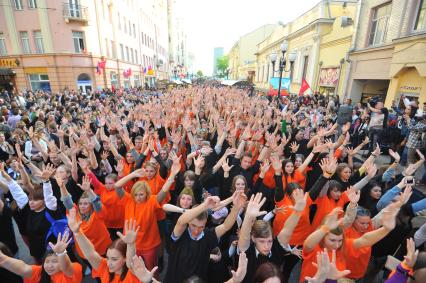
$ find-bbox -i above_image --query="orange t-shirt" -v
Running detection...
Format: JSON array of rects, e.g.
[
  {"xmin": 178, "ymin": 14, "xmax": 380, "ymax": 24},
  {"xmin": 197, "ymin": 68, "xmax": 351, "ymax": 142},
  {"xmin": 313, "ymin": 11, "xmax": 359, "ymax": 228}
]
[
  {"xmin": 92, "ymin": 258, "xmax": 140, "ymax": 283},
  {"xmin": 273, "ymin": 194, "xmax": 313, "ymax": 245},
  {"xmin": 344, "ymin": 224, "xmax": 374, "ymax": 279},
  {"xmin": 123, "ymin": 193, "xmax": 162, "ymax": 251},
  {"xmin": 70, "ymin": 205, "xmax": 112, "ymax": 259},
  {"xmin": 253, "ymin": 168, "xmax": 306, "ymax": 190},
  {"xmin": 311, "ymin": 192, "xmax": 349, "ymax": 229},
  {"xmin": 122, "ymin": 161, "xmax": 135, "ymax": 193},
  {"xmin": 88, "ymin": 172, "xmax": 126, "ymax": 229},
  {"xmin": 139, "ymin": 175, "xmax": 169, "ymax": 221},
  {"xmin": 300, "ymin": 239, "xmax": 355, "ymax": 283},
  {"xmin": 25, "ymin": 263, "xmax": 82, "ymax": 283}
]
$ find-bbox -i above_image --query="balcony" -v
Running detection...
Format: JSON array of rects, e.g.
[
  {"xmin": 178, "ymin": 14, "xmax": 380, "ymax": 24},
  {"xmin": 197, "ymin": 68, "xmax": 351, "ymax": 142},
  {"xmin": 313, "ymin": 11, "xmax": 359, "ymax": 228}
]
[{"xmin": 63, "ymin": 3, "xmax": 88, "ymax": 23}]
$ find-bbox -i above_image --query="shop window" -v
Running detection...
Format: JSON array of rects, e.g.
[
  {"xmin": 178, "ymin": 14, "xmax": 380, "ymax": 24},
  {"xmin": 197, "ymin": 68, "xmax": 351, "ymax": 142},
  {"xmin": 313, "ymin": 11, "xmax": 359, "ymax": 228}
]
[
  {"xmin": 302, "ymin": 55, "xmax": 309, "ymax": 79},
  {"xmin": 33, "ymin": 31, "xmax": 44, "ymax": 54},
  {"xmin": 20, "ymin": 31, "xmax": 31, "ymax": 54},
  {"xmin": 14, "ymin": 0, "xmax": 23, "ymax": 10},
  {"xmin": 28, "ymin": 73, "xmax": 51, "ymax": 91},
  {"xmin": 134, "ymin": 75, "xmax": 140, "ymax": 87},
  {"xmin": 414, "ymin": 0, "xmax": 426, "ymax": 31},
  {"xmin": 123, "ymin": 78, "xmax": 130, "ymax": 89},
  {"xmin": 28, "ymin": 0, "xmax": 37, "ymax": 9},
  {"xmin": 0, "ymin": 33, "xmax": 7, "ymax": 55},
  {"xmin": 72, "ymin": 31, "xmax": 85, "ymax": 53},
  {"xmin": 110, "ymin": 72, "xmax": 118, "ymax": 87},
  {"xmin": 368, "ymin": 3, "xmax": 391, "ymax": 46}
]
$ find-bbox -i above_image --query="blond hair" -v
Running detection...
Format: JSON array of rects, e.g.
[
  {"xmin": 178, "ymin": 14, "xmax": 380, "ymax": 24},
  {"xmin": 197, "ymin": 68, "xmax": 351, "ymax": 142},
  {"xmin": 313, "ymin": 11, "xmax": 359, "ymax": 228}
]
[{"xmin": 131, "ymin": 181, "xmax": 151, "ymax": 200}]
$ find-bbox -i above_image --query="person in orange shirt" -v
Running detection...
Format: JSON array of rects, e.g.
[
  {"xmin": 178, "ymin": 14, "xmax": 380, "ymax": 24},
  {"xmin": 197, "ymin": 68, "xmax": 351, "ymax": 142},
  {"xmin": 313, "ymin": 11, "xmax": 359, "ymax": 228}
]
[
  {"xmin": 113, "ymin": 157, "xmax": 181, "ymax": 272},
  {"xmin": 57, "ymin": 175, "xmax": 112, "ymax": 260},
  {"xmin": 300, "ymin": 205, "xmax": 398, "ymax": 283},
  {"xmin": 87, "ymin": 171, "xmax": 126, "ymax": 240},
  {"xmin": 67, "ymin": 208, "xmax": 146, "ymax": 283},
  {"xmin": 0, "ymin": 231, "xmax": 82, "ymax": 283}
]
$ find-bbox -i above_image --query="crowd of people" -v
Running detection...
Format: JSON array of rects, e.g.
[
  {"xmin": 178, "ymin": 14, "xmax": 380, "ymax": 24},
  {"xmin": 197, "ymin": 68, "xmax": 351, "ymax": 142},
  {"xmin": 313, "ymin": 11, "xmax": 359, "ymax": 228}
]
[{"xmin": 0, "ymin": 85, "xmax": 424, "ymax": 283}]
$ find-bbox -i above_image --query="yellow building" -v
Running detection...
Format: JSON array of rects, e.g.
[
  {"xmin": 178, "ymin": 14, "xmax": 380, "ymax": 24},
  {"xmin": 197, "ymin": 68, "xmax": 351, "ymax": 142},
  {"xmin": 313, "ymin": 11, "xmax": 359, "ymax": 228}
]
[
  {"xmin": 227, "ymin": 24, "xmax": 277, "ymax": 82},
  {"xmin": 255, "ymin": 0, "xmax": 358, "ymax": 97},
  {"xmin": 346, "ymin": 0, "xmax": 426, "ymax": 106}
]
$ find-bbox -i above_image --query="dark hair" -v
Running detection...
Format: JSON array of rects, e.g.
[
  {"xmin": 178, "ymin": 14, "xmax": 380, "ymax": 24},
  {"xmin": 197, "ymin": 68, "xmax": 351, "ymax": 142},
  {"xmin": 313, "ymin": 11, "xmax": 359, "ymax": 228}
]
[
  {"xmin": 327, "ymin": 180, "xmax": 343, "ymax": 198},
  {"xmin": 254, "ymin": 262, "xmax": 282, "ymax": 282},
  {"xmin": 284, "ymin": 182, "xmax": 302, "ymax": 198},
  {"xmin": 40, "ymin": 249, "xmax": 56, "ymax": 283},
  {"xmin": 108, "ymin": 239, "xmax": 128, "ymax": 282}
]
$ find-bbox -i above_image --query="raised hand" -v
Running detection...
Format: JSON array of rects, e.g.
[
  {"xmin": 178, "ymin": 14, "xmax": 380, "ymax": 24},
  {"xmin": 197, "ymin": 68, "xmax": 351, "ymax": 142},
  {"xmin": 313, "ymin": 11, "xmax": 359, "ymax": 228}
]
[
  {"xmin": 117, "ymin": 219, "xmax": 140, "ymax": 244},
  {"xmin": 324, "ymin": 208, "xmax": 343, "ymax": 231},
  {"xmin": 221, "ymin": 158, "xmax": 234, "ymax": 173},
  {"xmin": 366, "ymin": 163, "xmax": 378, "ymax": 179},
  {"xmin": 319, "ymin": 157, "xmax": 337, "ymax": 177},
  {"xmin": 245, "ymin": 193, "xmax": 267, "ymax": 218},
  {"xmin": 290, "ymin": 142, "xmax": 299, "ymax": 153},
  {"xmin": 194, "ymin": 155, "xmax": 205, "ymax": 169},
  {"xmin": 388, "ymin": 149, "xmax": 400, "ymax": 163},
  {"xmin": 403, "ymin": 238, "xmax": 419, "ymax": 269},
  {"xmin": 66, "ymin": 207, "xmax": 82, "ymax": 234},
  {"xmin": 35, "ymin": 163, "xmax": 56, "ymax": 181},
  {"xmin": 170, "ymin": 155, "xmax": 182, "ymax": 176},
  {"xmin": 132, "ymin": 168, "xmax": 146, "ymax": 178},
  {"xmin": 380, "ymin": 204, "xmax": 398, "ymax": 231},
  {"xmin": 372, "ymin": 143, "xmax": 382, "ymax": 157},
  {"xmin": 327, "ymin": 249, "xmax": 351, "ymax": 280},
  {"xmin": 232, "ymin": 190, "xmax": 248, "ymax": 209},
  {"xmin": 346, "ymin": 186, "xmax": 360, "ymax": 204},
  {"xmin": 416, "ymin": 149, "xmax": 425, "ymax": 161},
  {"xmin": 231, "ymin": 252, "xmax": 248, "ymax": 283},
  {"xmin": 290, "ymin": 189, "xmax": 308, "ymax": 212},
  {"xmin": 260, "ymin": 159, "xmax": 271, "ymax": 175},
  {"xmin": 305, "ymin": 250, "xmax": 329, "ymax": 283},
  {"xmin": 203, "ymin": 196, "xmax": 221, "ymax": 210},
  {"xmin": 114, "ymin": 160, "xmax": 124, "ymax": 175},
  {"xmin": 130, "ymin": 255, "xmax": 158, "ymax": 283},
  {"xmin": 77, "ymin": 176, "xmax": 91, "ymax": 192},
  {"xmin": 270, "ymin": 155, "xmax": 282, "ymax": 173},
  {"xmin": 100, "ymin": 151, "xmax": 110, "ymax": 160},
  {"xmin": 48, "ymin": 231, "xmax": 72, "ymax": 254}
]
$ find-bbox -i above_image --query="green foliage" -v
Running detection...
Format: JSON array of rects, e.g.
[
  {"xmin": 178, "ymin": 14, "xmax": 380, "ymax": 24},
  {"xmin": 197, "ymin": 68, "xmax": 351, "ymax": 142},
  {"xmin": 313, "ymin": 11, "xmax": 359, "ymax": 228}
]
[
  {"xmin": 216, "ymin": 55, "xmax": 229, "ymax": 77},
  {"xmin": 196, "ymin": 70, "xmax": 203, "ymax": 77}
]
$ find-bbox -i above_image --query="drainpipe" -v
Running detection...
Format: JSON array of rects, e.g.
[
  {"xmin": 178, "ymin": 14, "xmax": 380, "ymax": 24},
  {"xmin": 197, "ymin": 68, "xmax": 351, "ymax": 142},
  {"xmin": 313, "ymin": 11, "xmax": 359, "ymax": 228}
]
[{"xmin": 342, "ymin": 0, "xmax": 363, "ymax": 101}]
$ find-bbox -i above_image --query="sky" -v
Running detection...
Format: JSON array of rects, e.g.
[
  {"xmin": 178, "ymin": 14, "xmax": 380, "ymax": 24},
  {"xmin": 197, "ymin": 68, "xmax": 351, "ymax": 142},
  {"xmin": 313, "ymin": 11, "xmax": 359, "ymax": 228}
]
[{"xmin": 176, "ymin": 0, "xmax": 321, "ymax": 76}]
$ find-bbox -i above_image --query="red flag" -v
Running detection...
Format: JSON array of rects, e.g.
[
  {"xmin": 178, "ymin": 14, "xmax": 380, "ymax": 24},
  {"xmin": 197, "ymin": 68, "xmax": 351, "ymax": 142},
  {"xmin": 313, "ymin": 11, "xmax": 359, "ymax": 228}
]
[{"xmin": 299, "ymin": 78, "xmax": 310, "ymax": 96}]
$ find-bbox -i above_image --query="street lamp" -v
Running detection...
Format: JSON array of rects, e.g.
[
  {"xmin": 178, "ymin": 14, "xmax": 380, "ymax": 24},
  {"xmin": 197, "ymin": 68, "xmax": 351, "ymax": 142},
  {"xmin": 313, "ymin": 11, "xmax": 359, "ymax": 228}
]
[{"xmin": 270, "ymin": 40, "xmax": 296, "ymax": 97}]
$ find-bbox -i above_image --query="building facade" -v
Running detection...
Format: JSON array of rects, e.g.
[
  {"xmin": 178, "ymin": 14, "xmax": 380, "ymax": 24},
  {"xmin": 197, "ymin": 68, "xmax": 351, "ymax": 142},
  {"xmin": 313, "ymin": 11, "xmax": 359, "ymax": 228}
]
[
  {"xmin": 255, "ymin": 0, "xmax": 358, "ymax": 97},
  {"xmin": 346, "ymin": 0, "xmax": 426, "ymax": 106},
  {"xmin": 0, "ymin": 0, "xmax": 169, "ymax": 93},
  {"xmin": 228, "ymin": 24, "xmax": 277, "ymax": 82}
]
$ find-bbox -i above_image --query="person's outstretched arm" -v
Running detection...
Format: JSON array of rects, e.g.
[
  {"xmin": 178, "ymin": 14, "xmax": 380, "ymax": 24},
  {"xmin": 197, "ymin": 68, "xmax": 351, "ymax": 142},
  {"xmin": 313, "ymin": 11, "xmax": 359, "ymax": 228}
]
[{"xmin": 0, "ymin": 250, "xmax": 33, "ymax": 278}]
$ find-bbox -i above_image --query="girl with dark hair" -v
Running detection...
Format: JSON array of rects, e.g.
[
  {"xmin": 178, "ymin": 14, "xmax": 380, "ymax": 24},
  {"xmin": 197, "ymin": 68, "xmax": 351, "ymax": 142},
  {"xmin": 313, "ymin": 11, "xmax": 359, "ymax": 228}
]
[
  {"xmin": 0, "ymin": 232, "xmax": 82, "ymax": 282},
  {"xmin": 253, "ymin": 262, "xmax": 282, "ymax": 283},
  {"xmin": 67, "ymin": 207, "xmax": 144, "ymax": 282},
  {"xmin": 359, "ymin": 181, "xmax": 382, "ymax": 216}
]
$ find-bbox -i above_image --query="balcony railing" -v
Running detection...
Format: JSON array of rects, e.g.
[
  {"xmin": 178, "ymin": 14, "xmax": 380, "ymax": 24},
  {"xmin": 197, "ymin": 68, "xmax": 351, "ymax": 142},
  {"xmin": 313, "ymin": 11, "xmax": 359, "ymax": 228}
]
[{"xmin": 63, "ymin": 3, "xmax": 88, "ymax": 22}]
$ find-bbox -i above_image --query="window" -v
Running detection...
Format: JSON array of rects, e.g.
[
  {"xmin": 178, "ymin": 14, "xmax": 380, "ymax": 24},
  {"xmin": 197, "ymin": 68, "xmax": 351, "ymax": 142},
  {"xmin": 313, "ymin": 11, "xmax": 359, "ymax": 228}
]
[
  {"xmin": 133, "ymin": 24, "xmax": 136, "ymax": 37},
  {"xmin": 125, "ymin": 46, "xmax": 129, "ymax": 61},
  {"xmin": 135, "ymin": 50, "xmax": 138, "ymax": 64},
  {"xmin": 0, "ymin": 33, "xmax": 7, "ymax": 55},
  {"xmin": 105, "ymin": 38, "xmax": 110, "ymax": 57},
  {"xmin": 120, "ymin": 44, "xmax": 124, "ymax": 60},
  {"xmin": 33, "ymin": 31, "xmax": 44, "ymax": 53},
  {"xmin": 14, "ymin": 0, "xmax": 23, "ymax": 10},
  {"xmin": 28, "ymin": 74, "xmax": 51, "ymax": 91},
  {"xmin": 144, "ymin": 34, "xmax": 147, "ymax": 45},
  {"xmin": 128, "ymin": 21, "xmax": 131, "ymax": 35},
  {"xmin": 124, "ymin": 17, "xmax": 127, "ymax": 33},
  {"xmin": 28, "ymin": 0, "xmax": 37, "ymax": 9},
  {"xmin": 414, "ymin": 0, "xmax": 426, "ymax": 31},
  {"xmin": 20, "ymin": 31, "xmax": 31, "ymax": 54},
  {"xmin": 72, "ymin": 31, "xmax": 85, "ymax": 53},
  {"xmin": 110, "ymin": 72, "xmax": 118, "ymax": 87},
  {"xmin": 118, "ymin": 13, "xmax": 121, "ymax": 29},
  {"xmin": 130, "ymin": 48, "xmax": 134, "ymax": 63},
  {"xmin": 368, "ymin": 3, "xmax": 391, "ymax": 46},
  {"xmin": 302, "ymin": 55, "xmax": 309, "ymax": 79},
  {"xmin": 111, "ymin": 40, "xmax": 116, "ymax": 58},
  {"xmin": 133, "ymin": 74, "xmax": 140, "ymax": 87}
]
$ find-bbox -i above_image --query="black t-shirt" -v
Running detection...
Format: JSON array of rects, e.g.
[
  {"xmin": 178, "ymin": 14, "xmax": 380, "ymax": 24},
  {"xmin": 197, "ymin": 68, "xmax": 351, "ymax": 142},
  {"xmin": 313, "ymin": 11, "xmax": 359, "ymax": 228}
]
[
  {"xmin": 0, "ymin": 206, "xmax": 18, "ymax": 255},
  {"xmin": 164, "ymin": 228, "xmax": 219, "ymax": 283},
  {"xmin": 237, "ymin": 239, "xmax": 289, "ymax": 283}
]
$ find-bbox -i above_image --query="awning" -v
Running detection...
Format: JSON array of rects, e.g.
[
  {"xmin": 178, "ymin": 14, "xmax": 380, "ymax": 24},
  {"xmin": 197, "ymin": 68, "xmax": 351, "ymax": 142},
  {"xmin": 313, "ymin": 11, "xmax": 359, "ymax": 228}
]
[
  {"xmin": 0, "ymin": 68, "xmax": 15, "ymax": 76},
  {"xmin": 172, "ymin": 79, "xmax": 183, "ymax": 85},
  {"xmin": 221, "ymin": 79, "xmax": 240, "ymax": 86},
  {"xmin": 182, "ymin": 79, "xmax": 192, "ymax": 84}
]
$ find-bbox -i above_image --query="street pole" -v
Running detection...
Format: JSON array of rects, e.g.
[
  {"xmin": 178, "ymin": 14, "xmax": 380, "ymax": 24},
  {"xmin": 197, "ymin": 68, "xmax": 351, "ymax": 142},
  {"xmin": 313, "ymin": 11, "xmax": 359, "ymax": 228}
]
[{"xmin": 277, "ymin": 65, "xmax": 283, "ymax": 98}]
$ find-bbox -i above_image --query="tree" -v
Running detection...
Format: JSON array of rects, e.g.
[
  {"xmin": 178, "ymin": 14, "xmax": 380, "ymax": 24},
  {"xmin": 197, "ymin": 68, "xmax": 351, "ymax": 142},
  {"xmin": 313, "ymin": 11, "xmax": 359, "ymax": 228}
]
[
  {"xmin": 196, "ymin": 70, "xmax": 203, "ymax": 77},
  {"xmin": 216, "ymin": 55, "xmax": 229, "ymax": 78}
]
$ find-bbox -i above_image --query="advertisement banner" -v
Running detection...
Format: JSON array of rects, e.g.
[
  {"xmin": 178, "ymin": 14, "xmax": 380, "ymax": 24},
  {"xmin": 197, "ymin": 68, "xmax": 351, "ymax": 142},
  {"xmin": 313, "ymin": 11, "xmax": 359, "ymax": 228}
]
[{"xmin": 319, "ymin": 67, "xmax": 340, "ymax": 87}]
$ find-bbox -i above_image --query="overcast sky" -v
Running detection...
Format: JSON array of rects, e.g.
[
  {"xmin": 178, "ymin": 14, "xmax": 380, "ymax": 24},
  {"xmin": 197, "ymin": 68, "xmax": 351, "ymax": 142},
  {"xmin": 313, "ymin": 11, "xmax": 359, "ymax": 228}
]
[{"xmin": 177, "ymin": 0, "xmax": 321, "ymax": 75}]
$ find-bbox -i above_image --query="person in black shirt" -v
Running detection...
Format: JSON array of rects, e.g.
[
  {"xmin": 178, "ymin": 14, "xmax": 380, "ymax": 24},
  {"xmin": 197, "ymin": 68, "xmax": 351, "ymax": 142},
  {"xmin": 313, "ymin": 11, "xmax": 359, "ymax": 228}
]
[
  {"xmin": 164, "ymin": 192, "xmax": 246, "ymax": 283},
  {"xmin": 237, "ymin": 191, "xmax": 307, "ymax": 283}
]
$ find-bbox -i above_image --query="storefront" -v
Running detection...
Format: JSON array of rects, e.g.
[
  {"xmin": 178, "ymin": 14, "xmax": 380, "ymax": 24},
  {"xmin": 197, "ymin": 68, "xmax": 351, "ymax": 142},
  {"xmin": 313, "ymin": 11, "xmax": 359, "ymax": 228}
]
[
  {"xmin": 318, "ymin": 66, "xmax": 340, "ymax": 96},
  {"xmin": 389, "ymin": 67, "xmax": 425, "ymax": 108},
  {"xmin": 0, "ymin": 58, "xmax": 18, "ymax": 92}
]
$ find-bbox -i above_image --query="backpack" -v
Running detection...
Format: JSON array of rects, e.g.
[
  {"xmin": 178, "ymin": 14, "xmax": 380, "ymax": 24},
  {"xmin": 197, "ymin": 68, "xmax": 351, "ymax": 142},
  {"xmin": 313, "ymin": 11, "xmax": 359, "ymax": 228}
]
[{"xmin": 45, "ymin": 211, "xmax": 74, "ymax": 246}]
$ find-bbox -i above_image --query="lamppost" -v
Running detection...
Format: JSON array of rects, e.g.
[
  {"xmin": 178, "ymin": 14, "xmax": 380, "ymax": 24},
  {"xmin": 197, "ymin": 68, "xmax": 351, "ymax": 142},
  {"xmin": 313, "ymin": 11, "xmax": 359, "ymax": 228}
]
[
  {"xmin": 270, "ymin": 40, "xmax": 296, "ymax": 97},
  {"xmin": 173, "ymin": 67, "xmax": 177, "ymax": 79},
  {"xmin": 226, "ymin": 68, "xmax": 230, "ymax": 79}
]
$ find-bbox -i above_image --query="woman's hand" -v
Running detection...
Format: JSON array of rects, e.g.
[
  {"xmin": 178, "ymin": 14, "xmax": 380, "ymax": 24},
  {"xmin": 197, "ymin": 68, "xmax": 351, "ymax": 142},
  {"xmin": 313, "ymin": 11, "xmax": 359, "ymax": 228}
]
[
  {"xmin": 245, "ymin": 193, "xmax": 267, "ymax": 218},
  {"xmin": 403, "ymin": 238, "xmax": 419, "ymax": 269},
  {"xmin": 130, "ymin": 255, "xmax": 158, "ymax": 283},
  {"xmin": 77, "ymin": 176, "xmax": 91, "ymax": 192},
  {"xmin": 221, "ymin": 158, "xmax": 234, "ymax": 173},
  {"xmin": 66, "ymin": 207, "xmax": 82, "ymax": 234},
  {"xmin": 48, "ymin": 231, "xmax": 72, "ymax": 254},
  {"xmin": 117, "ymin": 219, "xmax": 140, "ymax": 245},
  {"xmin": 35, "ymin": 163, "xmax": 56, "ymax": 182}
]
